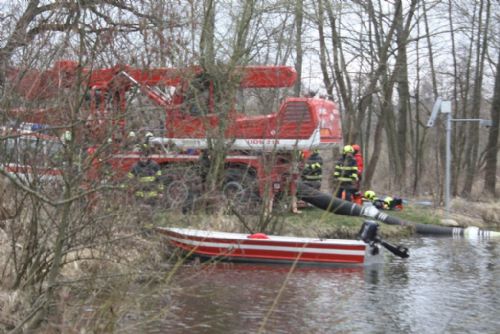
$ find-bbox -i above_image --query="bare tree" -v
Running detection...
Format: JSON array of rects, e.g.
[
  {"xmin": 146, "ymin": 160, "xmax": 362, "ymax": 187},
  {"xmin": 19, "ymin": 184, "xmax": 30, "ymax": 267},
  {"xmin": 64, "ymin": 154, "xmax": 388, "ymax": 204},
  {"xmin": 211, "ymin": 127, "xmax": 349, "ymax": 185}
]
[
  {"xmin": 0, "ymin": 2, "xmax": 181, "ymax": 331},
  {"xmin": 462, "ymin": 0, "xmax": 491, "ymax": 196},
  {"xmin": 483, "ymin": 50, "xmax": 500, "ymax": 196},
  {"xmin": 294, "ymin": 0, "xmax": 304, "ymax": 96}
]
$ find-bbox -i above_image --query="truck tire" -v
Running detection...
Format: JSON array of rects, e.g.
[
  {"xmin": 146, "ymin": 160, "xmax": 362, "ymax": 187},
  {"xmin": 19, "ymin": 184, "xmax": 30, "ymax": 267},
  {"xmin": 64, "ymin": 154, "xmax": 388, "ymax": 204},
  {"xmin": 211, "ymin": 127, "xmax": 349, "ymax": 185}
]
[
  {"xmin": 165, "ymin": 180, "xmax": 190, "ymax": 205},
  {"xmin": 223, "ymin": 168, "xmax": 260, "ymax": 213},
  {"xmin": 161, "ymin": 164, "xmax": 198, "ymax": 209}
]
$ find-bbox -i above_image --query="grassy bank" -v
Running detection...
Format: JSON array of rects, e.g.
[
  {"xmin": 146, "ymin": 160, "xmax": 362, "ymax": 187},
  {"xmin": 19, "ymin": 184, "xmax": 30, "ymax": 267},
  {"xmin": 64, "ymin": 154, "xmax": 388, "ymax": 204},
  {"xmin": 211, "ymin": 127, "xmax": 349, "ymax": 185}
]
[
  {"xmin": 156, "ymin": 203, "xmax": 448, "ymax": 239},
  {"xmin": 276, "ymin": 205, "xmax": 440, "ymax": 239},
  {"xmin": 156, "ymin": 197, "xmax": 500, "ymax": 239}
]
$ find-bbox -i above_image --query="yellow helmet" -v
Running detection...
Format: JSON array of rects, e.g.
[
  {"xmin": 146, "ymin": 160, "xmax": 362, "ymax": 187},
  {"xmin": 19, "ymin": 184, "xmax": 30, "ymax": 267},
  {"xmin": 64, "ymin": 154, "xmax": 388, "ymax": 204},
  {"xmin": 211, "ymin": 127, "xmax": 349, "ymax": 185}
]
[
  {"xmin": 343, "ymin": 145, "xmax": 354, "ymax": 154},
  {"xmin": 139, "ymin": 143, "xmax": 151, "ymax": 156},
  {"xmin": 364, "ymin": 190, "xmax": 376, "ymax": 200},
  {"xmin": 384, "ymin": 196, "xmax": 393, "ymax": 205}
]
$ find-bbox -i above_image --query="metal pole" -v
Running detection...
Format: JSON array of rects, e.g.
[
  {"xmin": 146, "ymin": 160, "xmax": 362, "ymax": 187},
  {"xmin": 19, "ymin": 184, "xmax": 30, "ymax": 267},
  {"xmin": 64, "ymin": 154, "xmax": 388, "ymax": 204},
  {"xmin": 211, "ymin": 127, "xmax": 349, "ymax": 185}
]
[
  {"xmin": 426, "ymin": 99, "xmax": 491, "ymax": 217},
  {"xmin": 445, "ymin": 111, "xmax": 452, "ymax": 216}
]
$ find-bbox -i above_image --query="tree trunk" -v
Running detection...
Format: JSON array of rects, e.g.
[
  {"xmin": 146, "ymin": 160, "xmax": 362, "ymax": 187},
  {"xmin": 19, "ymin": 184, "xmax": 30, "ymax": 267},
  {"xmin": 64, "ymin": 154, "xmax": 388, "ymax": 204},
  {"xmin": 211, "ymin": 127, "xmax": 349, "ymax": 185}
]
[
  {"xmin": 483, "ymin": 51, "xmax": 500, "ymax": 196},
  {"xmin": 462, "ymin": 0, "xmax": 490, "ymax": 196},
  {"xmin": 395, "ymin": 2, "xmax": 410, "ymax": 188},
  {"xmin": 324, "ymin": 2, "xmax": 355, "ymax": 142},
  {"xmin": 0, "ymin": 1, "xmax": 40, "ymax": 86},
  {"xmin": 364, "ymin": 117, "xmax": 384, "ymax": 189},
  {"xmin": 199, "ymin": 0, "xmax": 215, "ymax": 69},
  {"xmin": 315, "ymin": 0, "xmax": 333, "ymax": 99},
  {"xmin": 447, "ymin": 0, "xmax": 462, "ymax": 198},
  {"xmin": 294, "ymin": 0, "xmax": 303, "ymax": 97}
]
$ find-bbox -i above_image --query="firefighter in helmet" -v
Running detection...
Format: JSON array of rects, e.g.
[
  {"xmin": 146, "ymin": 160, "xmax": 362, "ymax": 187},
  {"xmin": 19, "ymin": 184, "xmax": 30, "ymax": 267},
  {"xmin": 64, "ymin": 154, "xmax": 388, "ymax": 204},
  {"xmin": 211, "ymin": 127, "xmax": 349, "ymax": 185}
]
[
  {"xmin": 379, "ymin": 196, "xmax": 402, "ymax": 210},
  {"xmin": 60, "ymin": 130, "xmax": 72, "ymax": 145},
  {"xmin": 383, "ymin": 196, "xmax": 404, "ymax": 210},
  {"xmin": 301, "ymin": 148, "xmax": 323, "ymax": 190},
  {"xmin": 352, "ymin": 144, "xmax": 363, "ymax": 191},
  {"xmin": 123, "ymin": 131, "xmax": 139, "ymax": 151},
  {"xmin": 333, "ymin": 145, "xmax": 359, "ymax": 201},
  {"xmin": 143, "ymin": 131, "xmax": 160, "ymax": 154},
  {"xmin": 363, "ymin": 190, "xmax": 383, "ymax": 209},
  {"xmin": 363, "ymin": 190, "xmax": 402, "ymax": 210},
  {"xmin": 144, "ymin": 131, "xmax": 154, "ymax": 143},
  {"xmin": 127, "ymin": 144, "xmax": 164, "ymax": 206},
  {"xmin": 364, "ymin": 190, "xmax": 377, "ymax": 201},
  {"xmin": 351, "ymin": 144, "xmax": 363, "ymax": 176}
]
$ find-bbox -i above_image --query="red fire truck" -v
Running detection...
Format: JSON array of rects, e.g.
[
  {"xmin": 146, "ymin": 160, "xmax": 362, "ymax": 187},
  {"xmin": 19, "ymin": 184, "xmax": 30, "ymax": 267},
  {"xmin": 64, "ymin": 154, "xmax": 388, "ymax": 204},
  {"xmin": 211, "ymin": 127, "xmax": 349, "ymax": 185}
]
[{"xmin": 8, "ymin": 61, "xmax": 342, "ymax": 208}]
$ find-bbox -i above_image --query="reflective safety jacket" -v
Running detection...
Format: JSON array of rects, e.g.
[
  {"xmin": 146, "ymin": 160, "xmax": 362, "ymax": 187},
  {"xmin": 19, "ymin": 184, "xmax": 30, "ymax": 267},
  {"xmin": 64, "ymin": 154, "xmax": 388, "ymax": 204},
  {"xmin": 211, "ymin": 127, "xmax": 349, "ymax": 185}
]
[
  {"xmin": 128, "ymin": 160, "xmax": 164, "ymax": 199},
  {"xmin": 302, "ymin": 152, "xmax": 323, "ymax": 181},
  {"xmin": 333, "ymin": 155, "xmax": 358, "ymax": 185}
]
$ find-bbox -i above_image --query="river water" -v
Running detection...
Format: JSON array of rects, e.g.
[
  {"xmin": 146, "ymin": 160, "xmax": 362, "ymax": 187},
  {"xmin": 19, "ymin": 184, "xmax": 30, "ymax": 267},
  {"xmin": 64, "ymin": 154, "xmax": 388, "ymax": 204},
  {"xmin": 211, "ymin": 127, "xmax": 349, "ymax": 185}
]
[{"xmin": 147, "ymin": 237, "xmax": 499, "ymax": 333}]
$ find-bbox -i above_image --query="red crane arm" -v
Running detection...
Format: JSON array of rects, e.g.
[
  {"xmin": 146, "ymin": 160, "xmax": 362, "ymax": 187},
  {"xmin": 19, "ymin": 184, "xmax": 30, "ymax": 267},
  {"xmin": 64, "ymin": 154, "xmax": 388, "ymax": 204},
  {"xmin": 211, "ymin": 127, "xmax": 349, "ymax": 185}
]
[
  {"xmin": 237, "ymin": 66, "xmax": 297, "ymax": 88},
  {"xmin": 7, "ymin": 60, "xmax": 297, "ymax": 100},
  {"xmin": 89, "ymin": 65, "xmax": 297, "ymax": 89},
  {"xmin": 87, "ymin": 66, "xmax": 188, "ymax": 89}
]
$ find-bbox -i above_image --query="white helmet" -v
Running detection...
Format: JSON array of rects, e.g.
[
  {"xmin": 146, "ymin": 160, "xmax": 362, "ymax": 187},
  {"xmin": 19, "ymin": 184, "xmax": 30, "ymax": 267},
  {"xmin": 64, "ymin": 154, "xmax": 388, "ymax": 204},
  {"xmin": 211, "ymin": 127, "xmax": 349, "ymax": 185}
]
[
  {"xmin": 61, "ymin": 130, "xmax": 72, "ymax": 143},
  {"xmin": 128, "ymin": 131, "xmax": 136, "ymax": 138}
]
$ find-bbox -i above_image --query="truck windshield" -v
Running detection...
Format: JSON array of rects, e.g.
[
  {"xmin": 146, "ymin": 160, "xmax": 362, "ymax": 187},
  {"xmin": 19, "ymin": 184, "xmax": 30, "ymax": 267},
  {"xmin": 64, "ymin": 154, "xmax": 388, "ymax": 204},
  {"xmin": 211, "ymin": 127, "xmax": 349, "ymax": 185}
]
[{"xmin": 0, "ymin": 135, "xmax": 63, "ymax": 169}]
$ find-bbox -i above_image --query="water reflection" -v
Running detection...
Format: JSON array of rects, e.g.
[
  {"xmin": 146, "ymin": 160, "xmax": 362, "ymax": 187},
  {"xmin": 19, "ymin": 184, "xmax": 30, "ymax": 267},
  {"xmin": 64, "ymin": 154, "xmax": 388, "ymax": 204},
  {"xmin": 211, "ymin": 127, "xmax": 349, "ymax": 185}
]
[{"xmin": 145, "ymin": 238, "xmax": 500, "ymax": 333}]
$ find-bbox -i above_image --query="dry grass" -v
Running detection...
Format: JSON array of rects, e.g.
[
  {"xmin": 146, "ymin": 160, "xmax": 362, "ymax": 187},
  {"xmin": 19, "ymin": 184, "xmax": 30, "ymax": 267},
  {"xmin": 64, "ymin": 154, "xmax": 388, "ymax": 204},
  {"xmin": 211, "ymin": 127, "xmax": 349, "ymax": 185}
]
[
  {"xmin": 450, "ymin": 197, "xmax": 500, "ymax": 229},
  {"xmin": 0, "ymin": 203, "xmax": 172, "ymax": 332},
  {"xmin": 0, "ymin": 228, "xmax": 17, "ymax": 331}
]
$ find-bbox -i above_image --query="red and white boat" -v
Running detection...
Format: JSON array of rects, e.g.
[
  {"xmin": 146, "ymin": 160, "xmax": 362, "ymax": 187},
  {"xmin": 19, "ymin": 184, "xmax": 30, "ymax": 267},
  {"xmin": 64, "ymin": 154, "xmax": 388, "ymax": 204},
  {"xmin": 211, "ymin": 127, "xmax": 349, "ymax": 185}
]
[{"xmin": 155, "ymin": 227, "xmax": 385, "ymax": 266}]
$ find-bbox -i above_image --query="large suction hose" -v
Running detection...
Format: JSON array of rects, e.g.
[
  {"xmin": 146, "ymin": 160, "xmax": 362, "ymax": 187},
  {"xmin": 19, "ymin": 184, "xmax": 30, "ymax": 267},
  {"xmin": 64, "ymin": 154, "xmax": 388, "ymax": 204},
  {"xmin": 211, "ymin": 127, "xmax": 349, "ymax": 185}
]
[{"xmin": 297, "ymin": 182, "xmax": 500, "ymax": 239}]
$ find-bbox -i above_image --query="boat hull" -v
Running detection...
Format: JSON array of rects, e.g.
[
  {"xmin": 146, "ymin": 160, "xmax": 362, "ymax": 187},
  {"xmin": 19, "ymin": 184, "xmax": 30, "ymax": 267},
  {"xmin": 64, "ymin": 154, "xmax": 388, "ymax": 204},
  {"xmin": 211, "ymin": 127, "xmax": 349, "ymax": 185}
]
[{"xmin": 155, "ymin": 227, "xmax": 382, "ymax": 266}]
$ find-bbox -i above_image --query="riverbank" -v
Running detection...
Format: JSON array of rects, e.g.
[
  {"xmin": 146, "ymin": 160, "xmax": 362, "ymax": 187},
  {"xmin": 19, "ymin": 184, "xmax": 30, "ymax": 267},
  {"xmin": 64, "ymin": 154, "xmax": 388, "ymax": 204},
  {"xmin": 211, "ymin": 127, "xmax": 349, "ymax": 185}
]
[{"xmin": 1, "ymin": 197, "xmax": 498, "ymax": 332}]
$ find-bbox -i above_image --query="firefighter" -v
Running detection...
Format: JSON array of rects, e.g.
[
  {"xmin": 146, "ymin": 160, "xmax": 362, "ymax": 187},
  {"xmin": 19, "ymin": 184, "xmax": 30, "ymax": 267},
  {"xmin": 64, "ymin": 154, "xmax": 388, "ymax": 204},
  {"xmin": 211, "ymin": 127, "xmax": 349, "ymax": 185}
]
[
  {"xmin": 55, "ymin": 130, "xmax": 73, "ymax": 166},
  {"xmin": 301, "ymin": 148, "xmax": 323, "ymax": 190},
  {"xmin": 60, "ymin": 130, "xmax": 72, "ymax": 145},
  {"xmin": 144, "ymin": 131, "xmax": 153, "ymax": 144},
  {"xmin": 352, "ymin": 144, "xmax": 363, "ymax": 176},
  {"xmin": 363, "ymin": 190, "xmax": 403, "ymax": 210},
  {"xmin": 363, "ymin": 190, "xmax": 384, "ymax": 209},
  {"xmin": 333, "ymin": 145, "xmax": 359, "ymax": 202},
  {"xmin": 144, "ymin": 131, "xmax": 163, "ymax": 154},
  {"xmin": 124, "ymin": 131, "xmax": 137, "ymax": 151},
  {"xmin": 382, "ymin": 196, "xmax": 403, "ymax": 210},
  {"xmin": 352, "ymin": 144, "xmax": 363, "ymax": 192},
  {"xmin": 384, "ymin": 196, "xmax": 394, "ymax": 210},
  {"xmin": 363, "ymin": 190, "xmax": 377, "ymax": 201},
  {"xmin": 127, "ymin": 145, "xmax": 164, "ymax": 207}
]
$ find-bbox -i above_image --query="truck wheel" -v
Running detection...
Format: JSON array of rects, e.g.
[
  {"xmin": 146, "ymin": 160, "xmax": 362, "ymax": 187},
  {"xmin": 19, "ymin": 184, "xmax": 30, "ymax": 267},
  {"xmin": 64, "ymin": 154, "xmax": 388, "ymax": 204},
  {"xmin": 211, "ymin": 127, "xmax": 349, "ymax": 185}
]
[
  {"xmin": 223, "ymin": 168, "xmax": 259, "ymax": 213},
  {"xmin": 166, "ymin": 180, "xmax": 190, "ymax": 205},
  {"xmin": 222, "ymin": 180, "xmax": 244, "ymax": 197},
  {"xmin": 161, "ymin": 164, "xmax": 197, "ymax": 209}
]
